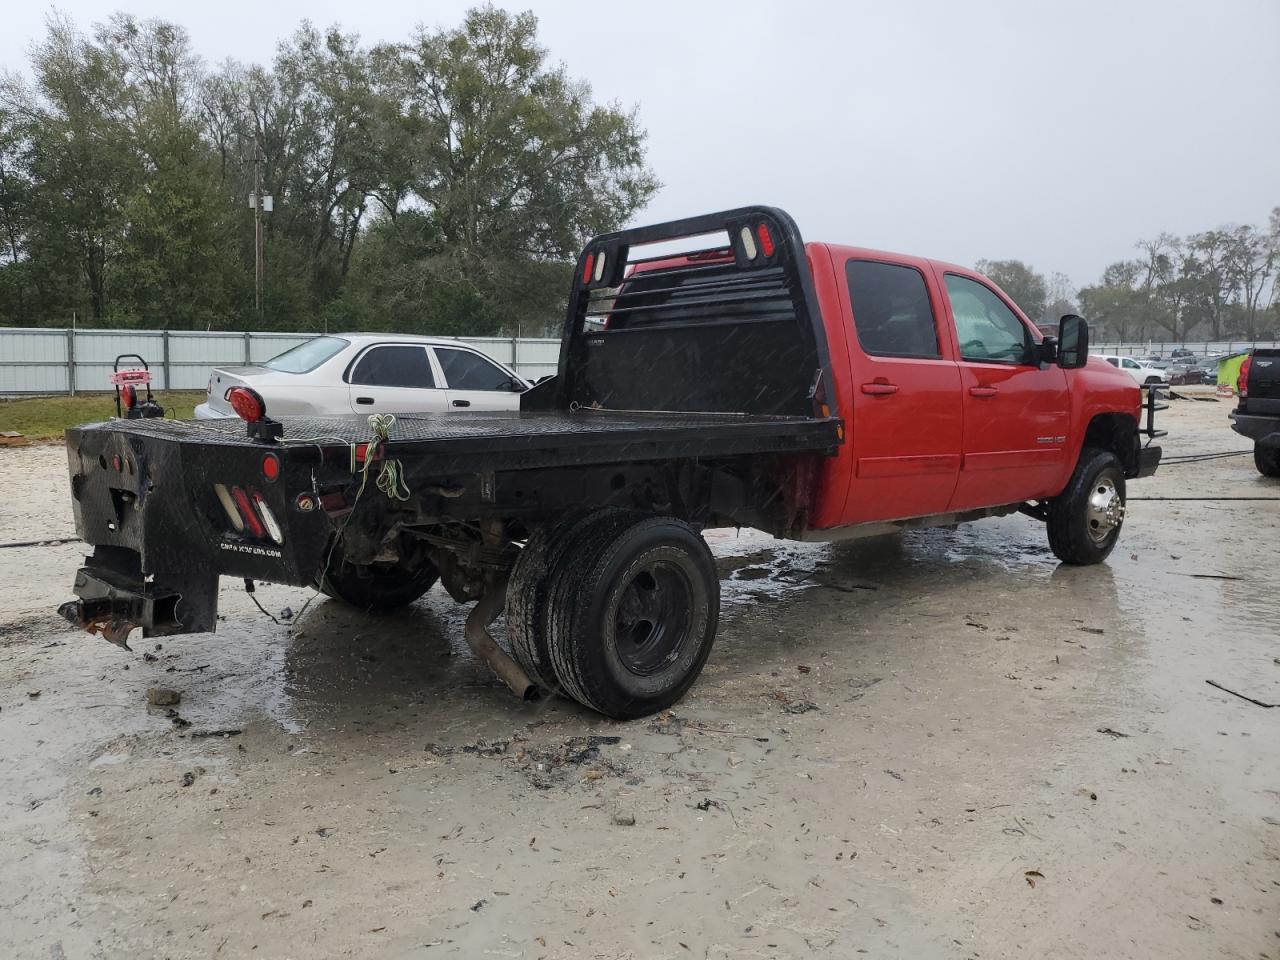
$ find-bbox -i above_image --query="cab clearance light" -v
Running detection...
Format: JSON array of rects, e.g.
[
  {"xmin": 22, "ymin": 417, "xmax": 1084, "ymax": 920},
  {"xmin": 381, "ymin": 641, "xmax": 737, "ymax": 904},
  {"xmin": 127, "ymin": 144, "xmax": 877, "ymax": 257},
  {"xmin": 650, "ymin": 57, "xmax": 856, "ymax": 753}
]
[{"xmin": 756, "ymin": 222, "xmax": 775, "ymax": 258}]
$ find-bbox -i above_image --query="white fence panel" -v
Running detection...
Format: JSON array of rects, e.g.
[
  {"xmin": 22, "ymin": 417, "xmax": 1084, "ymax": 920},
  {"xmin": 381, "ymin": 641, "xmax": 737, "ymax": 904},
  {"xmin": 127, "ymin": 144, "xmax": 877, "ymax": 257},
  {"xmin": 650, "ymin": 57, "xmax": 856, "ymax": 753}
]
[{"xmin": 0, "ymin": 327, "xmax": 565, "ymax": 394}]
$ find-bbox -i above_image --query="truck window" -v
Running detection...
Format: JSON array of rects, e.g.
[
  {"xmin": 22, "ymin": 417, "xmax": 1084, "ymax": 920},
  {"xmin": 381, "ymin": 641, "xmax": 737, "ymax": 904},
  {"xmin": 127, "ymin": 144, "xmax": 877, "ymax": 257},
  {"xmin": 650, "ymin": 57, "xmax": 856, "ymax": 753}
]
[
  {"xmin": 844, "ymin": 260, "xmax": 940, "ymax": 359},
  {"xmin": 945, "ymin": 274, "xmax": 1032, "ymax": 364},
  {"xmin": 350, "ymin": 345, "xmax": 436, "ymax": 388},
  {"xmin": 435, "ymin": 347, "xmax": 516, "ymax": 391}
]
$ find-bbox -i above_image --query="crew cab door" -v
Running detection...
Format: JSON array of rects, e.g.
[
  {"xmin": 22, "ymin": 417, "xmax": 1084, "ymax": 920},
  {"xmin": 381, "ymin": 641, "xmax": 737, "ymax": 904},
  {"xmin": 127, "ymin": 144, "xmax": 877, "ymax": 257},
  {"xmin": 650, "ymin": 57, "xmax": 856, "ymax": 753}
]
[
  {"xmin": 938, "ymin": 271, "xmax": 1071, "ymax": 510},
  {"xmin": 838, "ymin": 257, "xmax": 963, "ymax": 524},
  {"xmin": 347, "ymin": 343, "xmax": 448, "ymax": 413},
  {"xmin": 432, "ymin": 346, "xmax": 525, "ymax": 410}
]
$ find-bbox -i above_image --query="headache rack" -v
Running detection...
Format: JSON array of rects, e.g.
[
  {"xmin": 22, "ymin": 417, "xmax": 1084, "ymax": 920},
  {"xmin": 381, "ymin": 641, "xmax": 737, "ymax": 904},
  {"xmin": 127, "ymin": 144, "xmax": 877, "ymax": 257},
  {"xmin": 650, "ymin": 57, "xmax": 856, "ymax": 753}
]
[{"xmin": 530, "ymin": 206, "xmax": 834, "ymax": 420}]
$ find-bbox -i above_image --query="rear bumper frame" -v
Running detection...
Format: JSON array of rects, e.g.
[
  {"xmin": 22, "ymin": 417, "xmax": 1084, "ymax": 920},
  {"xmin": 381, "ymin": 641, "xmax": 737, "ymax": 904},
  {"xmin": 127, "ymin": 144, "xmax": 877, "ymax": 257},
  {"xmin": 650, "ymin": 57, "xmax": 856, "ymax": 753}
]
[{"xmin": 1229, "ymin": 411, "xmax": 1280, "ymax": 447}]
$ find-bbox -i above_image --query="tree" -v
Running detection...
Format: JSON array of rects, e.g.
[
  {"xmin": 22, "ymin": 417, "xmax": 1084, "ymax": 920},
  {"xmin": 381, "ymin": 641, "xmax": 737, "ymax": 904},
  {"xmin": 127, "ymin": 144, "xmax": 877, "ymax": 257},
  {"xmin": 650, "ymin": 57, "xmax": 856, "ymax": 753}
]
[{"xmin": 974, "ymin": 259, "xmax": 1047, "ymax": 319}]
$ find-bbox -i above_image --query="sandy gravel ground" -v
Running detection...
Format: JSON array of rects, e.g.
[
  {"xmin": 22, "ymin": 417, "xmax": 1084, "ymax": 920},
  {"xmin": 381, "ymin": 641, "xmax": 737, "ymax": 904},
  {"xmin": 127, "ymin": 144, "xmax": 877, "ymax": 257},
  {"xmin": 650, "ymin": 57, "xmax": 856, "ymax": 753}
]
[{"xmin": 1, "ymin": 397, "xmax": 1277, "ymax": 960}]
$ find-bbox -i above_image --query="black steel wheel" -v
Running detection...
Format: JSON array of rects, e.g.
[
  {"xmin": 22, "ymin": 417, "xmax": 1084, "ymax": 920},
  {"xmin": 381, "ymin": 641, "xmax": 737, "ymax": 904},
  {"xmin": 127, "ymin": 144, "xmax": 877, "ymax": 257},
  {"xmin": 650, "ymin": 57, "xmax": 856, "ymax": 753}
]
[
  {"xmin": 1046, "ymin": 447, "xmax": 1126, "ymax": 565},
  {"xmin": 318, "ymin": 540, "xmax": 438, "ymax": 611},
  {"xmin": 1254, "ymin": 443, "xmax": 1280, "ymax": 478},
  {"xmin": 545, "ymin": 515, "xmax": 719, "ymax": 720}
]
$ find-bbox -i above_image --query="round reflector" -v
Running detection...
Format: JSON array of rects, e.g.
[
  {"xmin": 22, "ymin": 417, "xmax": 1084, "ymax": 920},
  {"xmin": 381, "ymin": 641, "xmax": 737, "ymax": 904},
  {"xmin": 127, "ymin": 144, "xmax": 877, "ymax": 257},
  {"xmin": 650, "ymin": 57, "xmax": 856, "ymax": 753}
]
[
  {"xmin": 261, "ymin": 453, "xmax": 280, "ymax": 482},
  {"xmin": 228, "ymin": 386, "xmax": 266, "ymax": 422}
]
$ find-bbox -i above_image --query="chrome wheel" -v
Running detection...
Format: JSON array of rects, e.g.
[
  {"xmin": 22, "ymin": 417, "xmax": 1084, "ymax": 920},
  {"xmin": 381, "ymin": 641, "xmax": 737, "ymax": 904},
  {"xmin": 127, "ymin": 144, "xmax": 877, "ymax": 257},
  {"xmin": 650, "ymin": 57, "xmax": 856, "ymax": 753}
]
[{"xmin": 1085, "ymin": 476, "xmax": 1124, "ymax": 543}]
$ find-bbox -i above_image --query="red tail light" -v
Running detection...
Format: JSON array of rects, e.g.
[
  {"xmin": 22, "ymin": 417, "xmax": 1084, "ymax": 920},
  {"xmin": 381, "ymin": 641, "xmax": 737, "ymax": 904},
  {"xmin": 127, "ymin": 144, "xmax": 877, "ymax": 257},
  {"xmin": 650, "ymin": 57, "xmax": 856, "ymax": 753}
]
[
  {"xmin": 1237, "ymin": 355, "xmax": 1252, "ymax": 397},
  {"xmin": 230, "ymin": 485, "xmax": 266, "ymax": 538},
  {"xmin": 582, "ymin": 252, "xmax": 595, "ymax": 284},
  {"xmin": 756, "ymin": 223, "xmax": 775, "ymax": 258},
  {"xmin": 261, "ymin": 453, "xmax": 280, "ymax": 482},
  {"xmin": 227, "ymin": 386, "xmax": 266, "ymax": 422}
]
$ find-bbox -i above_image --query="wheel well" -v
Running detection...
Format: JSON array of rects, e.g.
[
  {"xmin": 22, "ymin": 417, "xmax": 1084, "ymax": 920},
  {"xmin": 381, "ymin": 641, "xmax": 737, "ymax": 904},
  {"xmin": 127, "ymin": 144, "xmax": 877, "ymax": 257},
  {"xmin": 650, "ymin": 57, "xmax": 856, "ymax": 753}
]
[{"xmin": 1082, "ymin": 413, "xmax": 1139, "ymax": 476}]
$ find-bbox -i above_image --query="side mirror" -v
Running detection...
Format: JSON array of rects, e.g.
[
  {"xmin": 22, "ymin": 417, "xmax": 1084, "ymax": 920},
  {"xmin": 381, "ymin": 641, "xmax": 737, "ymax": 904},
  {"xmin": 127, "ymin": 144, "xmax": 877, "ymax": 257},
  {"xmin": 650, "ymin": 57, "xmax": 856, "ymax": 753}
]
[
  {"xmin": 508, "ymin": 376, "xmax": 527, "ymax": 393},
  {"xmin": 1057, "ymin": 314, "xmax": 1089, "ymax": 369},
  {"xmin": 1038, "ymin": 335, "xmax": 1059, "ymax": 365}
]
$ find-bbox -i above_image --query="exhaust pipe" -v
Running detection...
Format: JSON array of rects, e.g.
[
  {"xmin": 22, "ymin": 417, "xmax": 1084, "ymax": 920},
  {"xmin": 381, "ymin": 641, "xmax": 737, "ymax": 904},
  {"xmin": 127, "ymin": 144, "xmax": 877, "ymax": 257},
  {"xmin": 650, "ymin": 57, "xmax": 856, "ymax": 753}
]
[{"xmin": 464, "ymin": 574, "xmax": 538, "ymax": 701}]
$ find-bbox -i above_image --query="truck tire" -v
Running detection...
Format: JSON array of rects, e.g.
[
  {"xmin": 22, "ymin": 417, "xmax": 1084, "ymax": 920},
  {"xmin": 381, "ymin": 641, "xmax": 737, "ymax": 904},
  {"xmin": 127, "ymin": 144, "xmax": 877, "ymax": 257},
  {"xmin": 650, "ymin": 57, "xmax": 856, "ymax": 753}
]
[
  {"xmin": 1254, "ymin": 443, "xmax": 1280, "ymax": 478},
  {"xmin": 1047, "ymin": 447, "xmax": 1126, "ymax": 565},
  {"xmin": 506, "ymin": 508, "xmax": 638, "ymax": 691},
  {"xmin": 318, "ymin": 543, "xmax": 439, "ymax": 611},
  {"xmin": 545, "ymin": 515, "xmax": 719, "ymax": 720}
]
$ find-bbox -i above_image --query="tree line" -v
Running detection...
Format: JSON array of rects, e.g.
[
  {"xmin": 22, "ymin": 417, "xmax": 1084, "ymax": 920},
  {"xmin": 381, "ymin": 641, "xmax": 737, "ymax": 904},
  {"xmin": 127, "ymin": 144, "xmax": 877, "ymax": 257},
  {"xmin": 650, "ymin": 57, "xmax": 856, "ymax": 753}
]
[
  {"xmin": 0, "ymin": 7, "xmax": 657, "ymax": 334},
  {"xmin": 980, "ymin": 210, "xmax": 1280, "ymax": 342}
]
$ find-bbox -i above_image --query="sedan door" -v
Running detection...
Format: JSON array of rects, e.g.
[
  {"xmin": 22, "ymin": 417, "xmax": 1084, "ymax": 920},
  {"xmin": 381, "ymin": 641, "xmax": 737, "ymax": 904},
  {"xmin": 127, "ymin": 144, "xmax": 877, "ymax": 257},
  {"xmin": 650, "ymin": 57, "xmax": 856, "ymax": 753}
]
[
  {"xmin": 940, "ymin": 271, "xmax": 1071, "ymax": 511},
  {"xmin": 347, "ymin": 344, "xmax": 448, "ymax": 414},
  {"xmin": 432, "ymin": 346, "xmax": 525, "ymax": 411}
]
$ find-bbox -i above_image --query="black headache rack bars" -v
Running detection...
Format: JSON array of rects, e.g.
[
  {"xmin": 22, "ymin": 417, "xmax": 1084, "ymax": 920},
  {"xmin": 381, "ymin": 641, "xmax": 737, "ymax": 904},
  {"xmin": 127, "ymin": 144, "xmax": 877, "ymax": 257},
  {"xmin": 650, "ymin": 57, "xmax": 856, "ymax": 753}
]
[{"xmin": 528, "ymin": 206, "xmax": 835, "ymax": 421}]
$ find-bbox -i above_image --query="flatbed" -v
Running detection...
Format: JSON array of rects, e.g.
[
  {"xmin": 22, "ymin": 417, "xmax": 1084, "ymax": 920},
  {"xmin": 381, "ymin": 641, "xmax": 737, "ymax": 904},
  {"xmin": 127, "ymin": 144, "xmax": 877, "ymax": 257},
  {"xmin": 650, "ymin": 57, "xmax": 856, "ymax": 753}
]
[{"xmin": 59, "ymin": 204, "xmax": 1159, "ymax": 719}]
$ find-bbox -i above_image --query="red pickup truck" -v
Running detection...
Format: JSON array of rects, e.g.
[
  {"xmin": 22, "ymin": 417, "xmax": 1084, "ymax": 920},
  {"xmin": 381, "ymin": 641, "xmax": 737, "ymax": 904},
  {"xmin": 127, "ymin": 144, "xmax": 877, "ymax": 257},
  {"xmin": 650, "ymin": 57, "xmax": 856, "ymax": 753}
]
[{"xmin": 59, "ymin": 206, "xmax": 1161, "ymax": 719}]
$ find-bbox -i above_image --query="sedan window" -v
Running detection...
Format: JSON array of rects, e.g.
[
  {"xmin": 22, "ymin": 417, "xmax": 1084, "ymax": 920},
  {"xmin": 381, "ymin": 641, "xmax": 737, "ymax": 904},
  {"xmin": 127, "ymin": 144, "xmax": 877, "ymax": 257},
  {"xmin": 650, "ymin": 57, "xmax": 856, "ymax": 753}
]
[
  {"xmin": 351, "ymin": 345, "xmax": 436, "ymax": 388},
  {"xmin": 263, "ymin": 336, "xmax": 349, "ymax": 373},
  {"xmin": 435, "ymin": 348, "xmax": 518, "ymax": 391}
]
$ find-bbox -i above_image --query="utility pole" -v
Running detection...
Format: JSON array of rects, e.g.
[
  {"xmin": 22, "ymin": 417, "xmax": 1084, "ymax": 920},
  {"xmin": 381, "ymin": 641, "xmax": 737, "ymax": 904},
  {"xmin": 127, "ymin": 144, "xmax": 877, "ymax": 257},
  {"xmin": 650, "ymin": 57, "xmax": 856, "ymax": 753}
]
[{"xmin": 253, "ymin": 140, "xmax": 264, "ymax": 321}]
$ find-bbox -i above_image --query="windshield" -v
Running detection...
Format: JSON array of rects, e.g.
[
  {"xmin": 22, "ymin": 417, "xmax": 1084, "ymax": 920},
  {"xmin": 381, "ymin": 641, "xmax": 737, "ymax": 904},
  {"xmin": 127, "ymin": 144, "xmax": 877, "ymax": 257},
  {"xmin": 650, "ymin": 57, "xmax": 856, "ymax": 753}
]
[{"xmin": 262, "ymin": 336, "xmax": 349, "ymax": 373}]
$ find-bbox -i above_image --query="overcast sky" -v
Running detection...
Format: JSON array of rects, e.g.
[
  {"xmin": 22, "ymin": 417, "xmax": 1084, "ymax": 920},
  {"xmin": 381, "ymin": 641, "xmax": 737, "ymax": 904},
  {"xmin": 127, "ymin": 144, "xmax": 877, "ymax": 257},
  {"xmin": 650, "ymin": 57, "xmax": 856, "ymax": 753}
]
[{"xmin": 3, "ymin": 0, "xmax": 1277, "ymax": 287}]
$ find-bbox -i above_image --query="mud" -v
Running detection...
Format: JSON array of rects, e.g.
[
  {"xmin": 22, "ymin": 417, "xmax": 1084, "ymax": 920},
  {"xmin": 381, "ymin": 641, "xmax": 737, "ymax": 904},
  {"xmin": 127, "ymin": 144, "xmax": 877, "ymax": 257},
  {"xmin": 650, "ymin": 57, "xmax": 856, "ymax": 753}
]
[{"xmin": 1, "ymin": 397, "xmax": 1277, "ymax": 959}]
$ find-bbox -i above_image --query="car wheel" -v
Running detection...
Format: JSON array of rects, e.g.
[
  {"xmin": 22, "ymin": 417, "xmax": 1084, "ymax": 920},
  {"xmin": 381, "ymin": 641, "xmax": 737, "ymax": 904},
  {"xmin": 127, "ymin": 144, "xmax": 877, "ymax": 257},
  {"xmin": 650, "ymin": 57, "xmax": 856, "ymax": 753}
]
[
  {"xmin": 318, "ymin": 539, "xmax": 439, "ymax": 610},
  {"xmin": 1047, "ymin": 447, "xmax": 1126, "ymax": 565},
  {"xmin": 1255, "ymin": 443, "xmax": 1280, "ymax": 478},
  {"xmin": 544, "ymin": 515, "xmax": 719, "ymax": 720}
]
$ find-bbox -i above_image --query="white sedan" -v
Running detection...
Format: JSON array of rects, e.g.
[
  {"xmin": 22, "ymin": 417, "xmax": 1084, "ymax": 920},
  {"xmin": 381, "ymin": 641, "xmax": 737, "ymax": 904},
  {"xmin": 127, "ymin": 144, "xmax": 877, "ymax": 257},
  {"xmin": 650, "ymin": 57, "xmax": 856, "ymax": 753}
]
[
  {"xmin": 194, "ymin": 334, "xmax": 530, "ymax": 419},
  {"xmin": 1095, "ymin": 354, "xmax": 1172, "ymax": 387}
]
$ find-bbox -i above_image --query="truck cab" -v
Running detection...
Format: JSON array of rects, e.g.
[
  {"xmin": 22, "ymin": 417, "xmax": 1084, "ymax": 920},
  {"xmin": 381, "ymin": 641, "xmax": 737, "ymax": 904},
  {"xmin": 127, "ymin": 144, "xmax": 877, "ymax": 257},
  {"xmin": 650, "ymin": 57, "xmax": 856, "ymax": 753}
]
[{"xmin": 803, "ymin": 242, "xmax": 1156, "ymax": 544}]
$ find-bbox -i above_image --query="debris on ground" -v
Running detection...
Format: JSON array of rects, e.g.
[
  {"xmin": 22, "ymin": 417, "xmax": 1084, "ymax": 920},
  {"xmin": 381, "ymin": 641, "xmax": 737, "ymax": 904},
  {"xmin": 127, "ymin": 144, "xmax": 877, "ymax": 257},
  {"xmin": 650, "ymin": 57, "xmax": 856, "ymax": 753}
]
[
  {"xmin": 781, "ymin": 700, "xmax": 819, "ymax": 715},
  {"xmin": 1205, "ymin": 679, "xmax": 1277, "ymax": 709},
  {"xmin": 146, "ymin": 687, "xmax": 181, "ymax": 706},
  {"xmin": 649, "ymin": 711, "xmax": 687, "ymax": 736},
  {"xmin": 1025, "ymin": 870, "xmax": 1045, "ymax": 888},
  {"xmin": 884, "ymin": 769, "xmax": 904, "ymax": 781},
  {"xmin": 1097, "ymin": 727, "xmax": 1130, "ymax": 738},
  {"xmin": 164, "ymin": 709, "xmax": 191, "ymax": 729},
  {"xmin": 26, "ymin": 689, "xmax": 40, "ymax": 698},
  {"xmin": 425, "ymin": 734, "xmax": 628, "ymax": 789},
  {"xmin": 611, "ymin": 810, "xmax": 636, "ymax": 826}
]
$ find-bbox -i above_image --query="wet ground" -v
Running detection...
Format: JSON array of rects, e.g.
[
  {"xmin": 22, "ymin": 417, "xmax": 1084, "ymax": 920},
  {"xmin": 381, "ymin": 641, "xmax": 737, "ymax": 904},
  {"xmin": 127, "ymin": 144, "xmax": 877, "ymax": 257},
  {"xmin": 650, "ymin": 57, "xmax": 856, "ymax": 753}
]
[{"xmin": 1, "ymin": 397, "xmax": 1277, "ymax": 959}]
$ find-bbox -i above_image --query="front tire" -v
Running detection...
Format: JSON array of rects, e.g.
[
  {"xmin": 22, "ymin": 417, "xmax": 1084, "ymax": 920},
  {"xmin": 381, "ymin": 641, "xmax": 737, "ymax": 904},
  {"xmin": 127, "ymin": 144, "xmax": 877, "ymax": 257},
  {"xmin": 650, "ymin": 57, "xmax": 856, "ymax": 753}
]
[
  {"xmin": 1047, "ymin": 447, "xmax": 1126, "ymax": 565},
  {"xmin": 1255, "ymin": 443, "xmax": 1280, "ymax": 478},
  {"xmin": 545, "ymin": 516, "xmax": 719, "ymax": 720}
]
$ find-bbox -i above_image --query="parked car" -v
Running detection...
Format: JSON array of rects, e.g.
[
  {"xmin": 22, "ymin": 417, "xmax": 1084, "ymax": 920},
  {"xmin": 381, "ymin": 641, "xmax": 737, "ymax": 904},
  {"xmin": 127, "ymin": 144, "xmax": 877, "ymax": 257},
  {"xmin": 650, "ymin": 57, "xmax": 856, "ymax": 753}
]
[
  {"xmin": 60, "ymin": 205, "xmax": 1161, "ymax": 719},
  {"xmin": 1170, "ymin": 348, "xmax": 1195, "ymax": 359},
  {"xmin": 1167, "ymin": 361, "xmax": 1213, "ymax": 385},
  {"xmin": 194, "ymin": 335, "xmax": 529, "ymax": 419},
  {"xmin": 1229, "ymin": 349, "xmax": 1280, "ymax": 476},
  {"xmin": 1096, "ymin": 354, "xmax": 1172, "ymax": 386}
]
